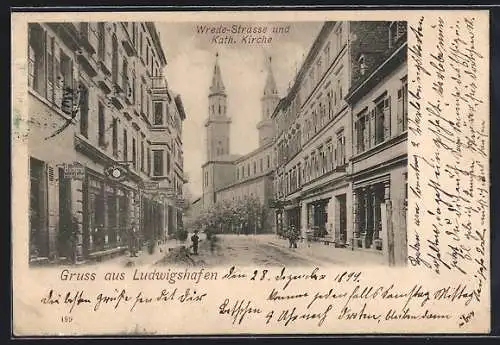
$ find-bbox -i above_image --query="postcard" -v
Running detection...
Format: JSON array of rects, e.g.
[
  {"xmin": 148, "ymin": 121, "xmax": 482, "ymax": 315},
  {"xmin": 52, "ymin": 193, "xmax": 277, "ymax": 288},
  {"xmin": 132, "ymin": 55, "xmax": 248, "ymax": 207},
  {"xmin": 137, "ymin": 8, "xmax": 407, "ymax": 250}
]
[{"xmin": 11, "ymin": 9, "xmax": 490, "ymax": 335}]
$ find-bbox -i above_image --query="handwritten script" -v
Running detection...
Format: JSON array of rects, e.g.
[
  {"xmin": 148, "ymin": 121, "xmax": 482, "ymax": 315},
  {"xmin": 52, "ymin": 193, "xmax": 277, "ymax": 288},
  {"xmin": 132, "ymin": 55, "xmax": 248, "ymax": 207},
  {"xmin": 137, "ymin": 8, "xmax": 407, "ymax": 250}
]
[{"xmin": 407, "ymin": 14, "xmax": 488, "ymax": 329}]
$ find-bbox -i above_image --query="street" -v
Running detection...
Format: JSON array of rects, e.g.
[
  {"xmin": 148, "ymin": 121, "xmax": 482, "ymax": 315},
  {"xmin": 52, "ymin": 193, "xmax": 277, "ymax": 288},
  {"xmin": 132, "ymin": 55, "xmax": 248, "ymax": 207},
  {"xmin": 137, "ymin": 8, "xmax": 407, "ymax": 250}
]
[
  {"xmin": 193, "ymin": 234, "xmax": 321, "ymax": 267},
  {"xmin": 81, "ymin": 233, "xmax": 387, "ymax": 268}
]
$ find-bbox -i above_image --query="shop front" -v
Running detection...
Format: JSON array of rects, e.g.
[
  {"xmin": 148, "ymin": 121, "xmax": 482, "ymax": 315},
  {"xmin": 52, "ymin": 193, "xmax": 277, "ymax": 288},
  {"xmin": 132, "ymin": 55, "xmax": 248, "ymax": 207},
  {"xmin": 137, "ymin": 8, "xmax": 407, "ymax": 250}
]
[
  {"xmin": 82, "ymin": 171, "xmax": 131, "ymax": 258},
  {"xmin": 285, "ymin": 206, "xmax": 300, "ymax": 231},
  {"xmin": 352, "ymin": 177, "xmax": 390, "ymax": 252},
  {"xmin": 307, "ymin": 198, "xmax": 330, "ymax": 238},
  {"xmin": 29, "ymin": 157, "xmax": 50, "ymax": 261}
]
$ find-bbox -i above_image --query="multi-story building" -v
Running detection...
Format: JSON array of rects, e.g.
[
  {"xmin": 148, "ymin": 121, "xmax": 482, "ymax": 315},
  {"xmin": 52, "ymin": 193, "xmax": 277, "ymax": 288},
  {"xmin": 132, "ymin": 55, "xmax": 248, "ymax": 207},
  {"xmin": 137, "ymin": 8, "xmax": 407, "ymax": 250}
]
[
  {"xmin": 200, "ymin": 55, "xmax": 277, "ymax": 233},
  {"xmin": 273, "ymin": 21, "xmax": 353, "ymax": 241},
  {"xmin": 346, "ymin": 21, "xmax": 408, "ymax": 265},
  {"xmin": 27, "ymin": 21, "xmax": 187, "ymax": 264},
  {"xmin": 271, "ymin": 21, "xmax": 408, "ymax": 265}
]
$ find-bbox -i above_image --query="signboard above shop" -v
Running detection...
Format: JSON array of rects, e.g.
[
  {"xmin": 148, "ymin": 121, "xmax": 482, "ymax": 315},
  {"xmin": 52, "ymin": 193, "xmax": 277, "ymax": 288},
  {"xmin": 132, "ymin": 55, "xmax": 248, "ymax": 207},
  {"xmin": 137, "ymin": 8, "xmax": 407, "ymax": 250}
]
[
  {"xmin": 63, "ymin": 162, "xmax": 85, "ymax": 180},
  {"xmin": 142, "ymin": 181, "xmax": 160, "ymax": 190}
]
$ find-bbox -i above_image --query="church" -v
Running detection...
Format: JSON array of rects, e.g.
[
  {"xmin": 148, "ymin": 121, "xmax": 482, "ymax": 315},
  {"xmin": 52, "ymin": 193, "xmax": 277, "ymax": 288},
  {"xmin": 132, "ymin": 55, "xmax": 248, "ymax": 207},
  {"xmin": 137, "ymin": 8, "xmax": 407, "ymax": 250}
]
[{"xmin": 200, "ymin": 53, "xmax": 279, "ymax": 233}]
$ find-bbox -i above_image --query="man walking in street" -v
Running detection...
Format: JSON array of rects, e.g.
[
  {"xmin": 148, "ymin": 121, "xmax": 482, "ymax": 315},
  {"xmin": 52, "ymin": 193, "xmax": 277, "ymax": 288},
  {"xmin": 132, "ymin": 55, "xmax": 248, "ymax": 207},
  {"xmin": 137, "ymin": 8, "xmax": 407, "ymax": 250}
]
[{"xmin": 191, "ymin": 230, "xmax": 200, "ymax": 255}]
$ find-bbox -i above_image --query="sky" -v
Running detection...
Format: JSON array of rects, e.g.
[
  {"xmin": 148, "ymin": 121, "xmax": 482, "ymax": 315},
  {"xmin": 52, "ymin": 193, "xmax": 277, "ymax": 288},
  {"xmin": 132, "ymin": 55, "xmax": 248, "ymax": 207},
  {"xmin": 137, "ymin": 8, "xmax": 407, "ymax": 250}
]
[{"xmin": 156, "ymin": 21, "xmax": 323, "ymax": 198}]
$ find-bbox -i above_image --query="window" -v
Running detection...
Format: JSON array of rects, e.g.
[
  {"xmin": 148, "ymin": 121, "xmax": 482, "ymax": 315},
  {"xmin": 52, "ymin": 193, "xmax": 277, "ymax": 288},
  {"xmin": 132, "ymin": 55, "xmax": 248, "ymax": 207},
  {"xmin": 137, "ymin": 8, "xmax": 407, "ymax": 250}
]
[
  {"xmin": 153, "ymin": 102, "xmax": 163, "ymax": 125},
  {"xmin": 60, "ymin": 51, "xmax": 73, "ymax": 91},
  {"xmin": 122, "ymin": 58, "xmax": 129, "ymax": 93},
  {"xmin": 338, "ymin": 79, "xmax": 343, "ymax": 102},
  {"xmin": 98, "ymin": 102, "xmax": 105, "ymax": 148},
  {"xmin": 204, "ymin": 171, "xmax": 208, "ymax": 186},
  {"xmin": 111, "ymin": 34, "xmax": 118, "ymax": 84},
  {"xmin": 316, "ymin": 58, "xmax": 322, "ymax": 81},
  {"xmin": 260, "ymin": 158, "xmax": 263, "ymax": 172},
  {"xmin": 324, "ymin": 42, "xmax": 331, "ymax": 65},
  {"xmin": 253, "ymin": 162, "xmax": 257, "ymax": 174},
  {"xmin": 297, "ymin": 163, "xmax": 302, "ymax": 187},
  {"xmin": 132, "ymin": 138, "xmax": 137, "ymax": 169},
  {"xmin": 327, "ymin": 91, "xmax": 333, "ymax": 118},
  {"xmin": 167, "ymin": 151, "xmax": 171, "ymax": 174},
  {"xmin": 336, "ymin": 130, "xmax": 345, "ymax": 166},
  {"xmin": 123, "ymin": 129, "xmax": 128, "ymax": 162},
  {"xmin": 141, "ymin": 141, "xmax": 145, "ymax": 171},
  {"xmin": 79, "ymin": 84, "xmax": 89, "ymax": 138},
  {"xmin": 112, "ymin": 118, "xmax": 118, "ymax": 157},
  {"xmin": 335, "ymin": 24, "xmax": 343, "ymax": 51},
  {"xmin": 374, "ymin": 97, "xmax": 391, "ymax": 144},
  {"xmin": 247, "ymin": 164, "xmax": 250, "ymax": 176},
  {"xmin": 397, "ymin": 77, "xmax": 408, "ymax": 133},
  {"xmin": 139, "ymin": 31, "xmax": 143, "ymax": 56},
  {"xmin": 241, "ymin": 166, "xmax": 245, "ymax": 178},
  {"xmin": 153, "ymin": 150, "xmax": 164, "ymax": 176},
  {"xmin": 46, "ymin": 37, "xmax": 55, "ymax": 103},
  {"xmin": 140, "ymin": 84, "xmax": 144, "ymax": 113},
  {"xmin": 267, "ymin": 155, "xmax": 270, "ymax": 169},
  {"xmin": 326, "ymin": 139, "xmax": 333, "ymax": 171},
  {"xmin": 236, "ymin": 168, "xmax": 239, "ymax": 180},
  {"xmin": 147, "ymin": 147, "xmax": 151, "ymax": 175},
  {"xmin": 389, "ymin": 22, "xmax": 407, "ymax": 48},
  {"xmin": 28, "ymin": 25, "xmax": 45, "ymax": 93},
  {"xmin": 132, "ymin": 23, "xmax": 137, "ymax": 47},
  {"xmin": 98, "ymin": 22, "xmax": 105, "ymax": 60},
  {"xmin": 359, "ymin": 55, "xmax": 367, "ymax": 76},
  {"xmin": 355, "ymin": 110, "xmax": 368, "ymax": 153}
]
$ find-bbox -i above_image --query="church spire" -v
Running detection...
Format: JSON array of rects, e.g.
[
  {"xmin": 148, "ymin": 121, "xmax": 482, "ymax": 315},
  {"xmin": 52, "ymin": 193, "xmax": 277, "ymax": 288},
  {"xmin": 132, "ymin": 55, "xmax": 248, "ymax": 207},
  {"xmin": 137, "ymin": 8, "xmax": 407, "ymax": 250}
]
[
  {"xmin": 210, "ymin": 52, "xmax": 225, "ymax": 95},
  {"xmin": 263, "ymin": 56, "xmax": 278, "ymax": 97}
]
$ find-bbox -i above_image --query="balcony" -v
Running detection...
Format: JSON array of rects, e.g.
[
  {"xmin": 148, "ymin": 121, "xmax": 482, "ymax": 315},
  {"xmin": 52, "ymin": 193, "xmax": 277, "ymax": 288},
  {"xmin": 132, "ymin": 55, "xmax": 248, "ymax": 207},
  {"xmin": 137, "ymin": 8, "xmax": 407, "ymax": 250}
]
[
  {"xmin": 96, "ymin": 74, "xmax": 113, "ymax": 94},
  {"xmin": 182, "ymin": 171, "xmax": 189, "ymax": 184},
  {"xmin": 79, "ymin": 23, "xmax": 97, "ymax": 54},
  {"xmin": 76, "ymin": 48, "xmax": 99, "ymax": 78},
  {"xmin": 109, "ymin": 87, "xmax": 126, "ymax": 110},
  {"xmin": 122, "ymin": 32, "xmax": 137, "ymax": 57},
  {"xmin": 150, "ymin": 76, "xmax": 168, "ymax": 95},
  {"xmin": 47, "ymin": 23, "xmax": 80, "ymax": 51},
  {"xmin": 123, "ymin": 79, "xmax": 134, "ymax": 106}
]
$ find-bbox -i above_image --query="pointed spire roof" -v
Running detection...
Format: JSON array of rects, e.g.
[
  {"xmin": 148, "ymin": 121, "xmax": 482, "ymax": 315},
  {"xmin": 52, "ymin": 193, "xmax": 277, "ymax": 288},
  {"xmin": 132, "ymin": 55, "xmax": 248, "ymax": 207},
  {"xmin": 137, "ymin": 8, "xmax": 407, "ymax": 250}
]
[
  {"xmin": 263, "ymin": 56, "xmax": 278, "ymax": 97},
  {"xmin": 210, "ymin": 52, "xmax": 225, "ymax": 95}
]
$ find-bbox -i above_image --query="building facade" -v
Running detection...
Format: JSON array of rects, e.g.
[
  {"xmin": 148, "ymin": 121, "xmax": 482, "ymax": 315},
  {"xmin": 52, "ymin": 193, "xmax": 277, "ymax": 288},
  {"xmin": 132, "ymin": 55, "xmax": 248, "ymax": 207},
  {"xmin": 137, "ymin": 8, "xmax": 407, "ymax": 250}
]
[
  {"xmin": 28, "ymin": 22, "xmax": 187, "ymax": 264},
  {"xmin": 346, "ymin": 21, "xmax": 408, "ymax": 265},
  {"xmin": 201, "ymin": 55, "xmax": 277, "ymax": 233},
  {"xmin": 271, "ymin": 21, "xmax": 408, "ymax": 265}
]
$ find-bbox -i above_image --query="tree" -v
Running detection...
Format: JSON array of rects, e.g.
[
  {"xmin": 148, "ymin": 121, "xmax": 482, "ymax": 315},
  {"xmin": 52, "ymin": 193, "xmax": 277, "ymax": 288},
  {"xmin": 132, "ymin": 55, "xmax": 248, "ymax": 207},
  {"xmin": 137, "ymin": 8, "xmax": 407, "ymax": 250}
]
[{"xmin": 189, "ymin": 195, "xmax": 270, "ymax": 236}]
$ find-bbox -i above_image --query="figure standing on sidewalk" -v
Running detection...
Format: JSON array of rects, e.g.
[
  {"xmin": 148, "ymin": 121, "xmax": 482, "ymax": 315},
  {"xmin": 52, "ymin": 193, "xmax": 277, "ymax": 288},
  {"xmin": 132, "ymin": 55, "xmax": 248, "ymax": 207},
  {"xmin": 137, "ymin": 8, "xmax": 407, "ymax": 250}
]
[
  {"xmin": 191, "ymin": 230, "xmax": 200, "ymax": 255},
  {"xmin": 129, "ymin": 222, "xmax": 138, "ymax": 257},
  {"xmin": 288, "ymin": 225, "xmax": 298, "ymax": 249}
]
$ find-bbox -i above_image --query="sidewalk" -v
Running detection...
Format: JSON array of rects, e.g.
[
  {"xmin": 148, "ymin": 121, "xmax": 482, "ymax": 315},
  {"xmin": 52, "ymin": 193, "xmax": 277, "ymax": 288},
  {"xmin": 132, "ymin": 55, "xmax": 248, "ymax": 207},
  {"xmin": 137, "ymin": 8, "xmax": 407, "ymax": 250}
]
[
  {"xmin": 85, "ymin": 239, "xmax": 184, "ymax": 268},
  {"xmin": 256, "ymin": 234, "xmax": 388, "ymax": 266}
]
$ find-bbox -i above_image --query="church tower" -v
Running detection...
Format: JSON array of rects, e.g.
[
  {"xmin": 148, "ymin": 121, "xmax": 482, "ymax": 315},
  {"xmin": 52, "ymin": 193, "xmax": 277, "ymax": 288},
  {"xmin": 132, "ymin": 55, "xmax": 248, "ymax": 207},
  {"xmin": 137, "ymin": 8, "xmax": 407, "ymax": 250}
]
[
  {"xmin": 257, "ymin": 56, "xmax": 279, "ymax": 146},
  {"xmin": 205, "ymin": 52, "xmax": 231, "ymax": 161},
  {"xmin": 202, "ymin": 53, "xmax": 233, "ymax": 208}
]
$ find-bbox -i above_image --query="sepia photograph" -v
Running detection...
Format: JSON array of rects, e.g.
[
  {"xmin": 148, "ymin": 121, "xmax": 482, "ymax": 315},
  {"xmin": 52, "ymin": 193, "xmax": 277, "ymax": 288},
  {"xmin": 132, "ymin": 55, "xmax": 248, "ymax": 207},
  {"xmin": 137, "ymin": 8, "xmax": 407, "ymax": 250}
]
[
  {"xmin": 26, "ymin": 20, "xmax": 408, "ymax": 269},
  {"xmin": 12, "ymin": 9, "xmax": 490, "ymax": 335}
]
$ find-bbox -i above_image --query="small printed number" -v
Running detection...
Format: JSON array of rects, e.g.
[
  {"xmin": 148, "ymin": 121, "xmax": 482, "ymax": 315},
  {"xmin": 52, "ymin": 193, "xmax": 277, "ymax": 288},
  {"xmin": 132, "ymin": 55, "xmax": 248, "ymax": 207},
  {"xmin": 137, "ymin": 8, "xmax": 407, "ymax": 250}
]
[{"xmin": 61, "ymin": 315, "xmax": 73, "ymax": 323}]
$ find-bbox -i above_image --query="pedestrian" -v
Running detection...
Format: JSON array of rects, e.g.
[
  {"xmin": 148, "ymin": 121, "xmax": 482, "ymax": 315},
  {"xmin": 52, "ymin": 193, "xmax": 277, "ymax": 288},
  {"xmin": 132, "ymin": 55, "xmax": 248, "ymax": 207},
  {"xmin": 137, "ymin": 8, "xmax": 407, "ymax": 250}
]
[
  {"xmin": 209, "ymin": 233, "xmax": 217, "ymax": 254},
  {"xmin": 129, "ymin": 222, "xmax": 138, "ymax": 257},
  {"xmin": 289, "ymin": 225, "xmax": 298, "ymax": 249},
  {"xmin": 94, "ymin": 224, "xmax": 104, "ymax": 251},
  {"xmin": 288, "ymin": 225, "xmax": 294, "ymax": 248},
  {"xmin": 292, "ymin": 227, "xmax": 299, "ymax": 248},
  {"xmin": 191, "ymin": 230, "xmax": 200, "ymax": 255}
]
